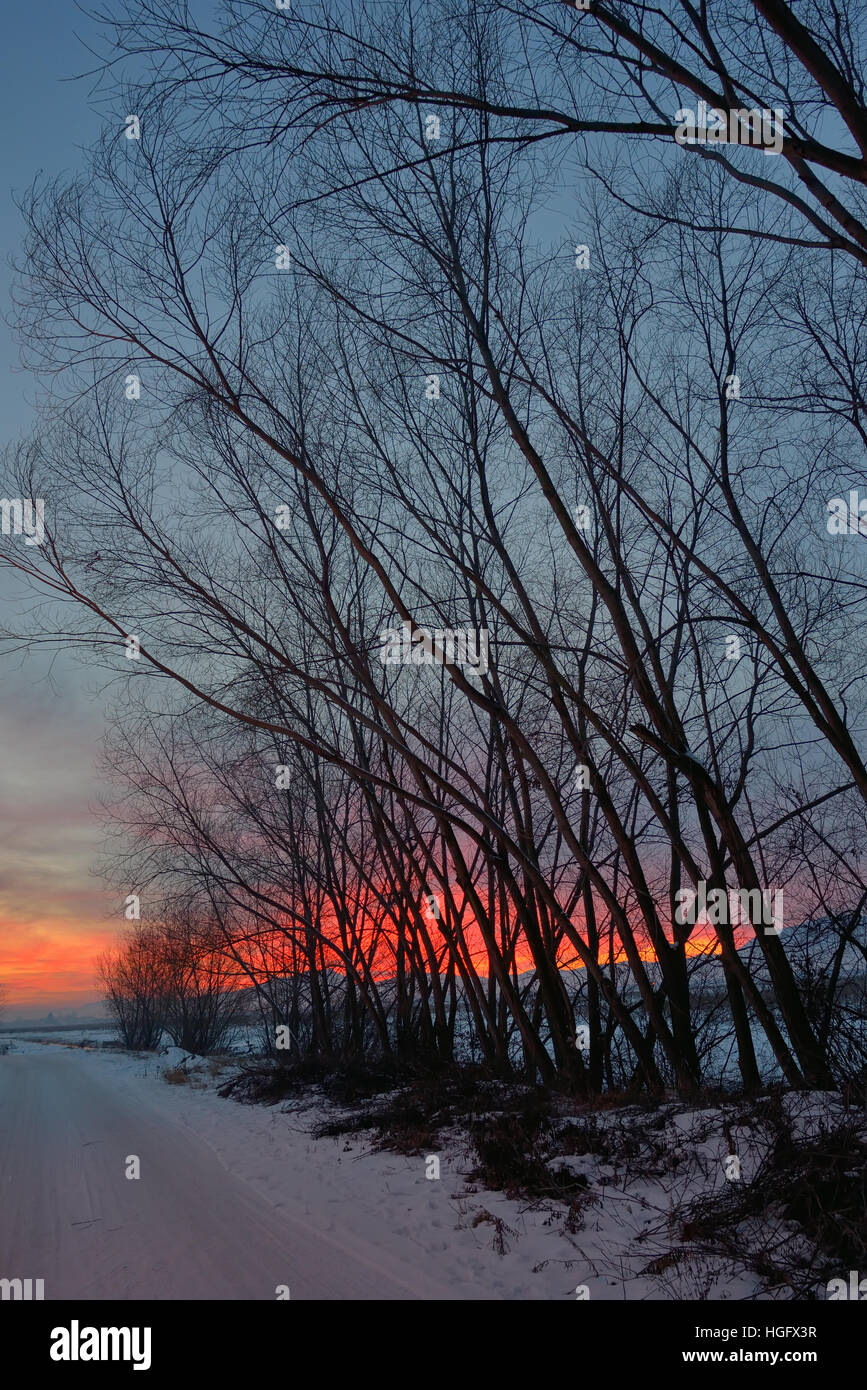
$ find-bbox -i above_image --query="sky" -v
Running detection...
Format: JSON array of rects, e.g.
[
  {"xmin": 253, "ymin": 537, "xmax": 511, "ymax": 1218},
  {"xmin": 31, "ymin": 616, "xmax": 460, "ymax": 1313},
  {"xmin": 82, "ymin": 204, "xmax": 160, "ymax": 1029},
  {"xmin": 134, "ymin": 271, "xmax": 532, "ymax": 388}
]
[
  {"xmin": 0, "ymin": 3, "xmax": 115, "ymax": 1017},
  {"xmin": 0, "ymin": 3, "xmax": 841, "ymax": 1019}
]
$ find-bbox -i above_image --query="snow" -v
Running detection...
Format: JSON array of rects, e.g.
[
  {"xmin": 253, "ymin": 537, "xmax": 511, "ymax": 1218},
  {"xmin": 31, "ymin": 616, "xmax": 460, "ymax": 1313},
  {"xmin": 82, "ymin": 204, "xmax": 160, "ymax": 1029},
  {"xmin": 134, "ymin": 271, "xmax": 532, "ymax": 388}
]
[{"xmin": 0, "ymin": 1037, "xmax": 856, "ymax": 1300}]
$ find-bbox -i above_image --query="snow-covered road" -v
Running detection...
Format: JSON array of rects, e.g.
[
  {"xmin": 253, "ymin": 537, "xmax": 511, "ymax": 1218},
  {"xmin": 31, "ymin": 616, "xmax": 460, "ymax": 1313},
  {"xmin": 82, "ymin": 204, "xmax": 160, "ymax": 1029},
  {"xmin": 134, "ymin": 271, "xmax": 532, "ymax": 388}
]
[
  {"xmin": 1, "ymin": 1038, "xmax": 779, "ymax": 1301},
  {"xmin": 0, "ymin": 1047, "xmax": 469, "ymax": 1300}
]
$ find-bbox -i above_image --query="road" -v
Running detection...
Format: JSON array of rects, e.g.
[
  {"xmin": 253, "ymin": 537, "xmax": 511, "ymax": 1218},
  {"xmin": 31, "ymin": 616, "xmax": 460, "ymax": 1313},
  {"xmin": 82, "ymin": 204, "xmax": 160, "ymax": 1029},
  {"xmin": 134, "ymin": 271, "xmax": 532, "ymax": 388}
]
[{"xmin": 0, "ymin": 1048, "xmax": 456, "ymax": 1300}]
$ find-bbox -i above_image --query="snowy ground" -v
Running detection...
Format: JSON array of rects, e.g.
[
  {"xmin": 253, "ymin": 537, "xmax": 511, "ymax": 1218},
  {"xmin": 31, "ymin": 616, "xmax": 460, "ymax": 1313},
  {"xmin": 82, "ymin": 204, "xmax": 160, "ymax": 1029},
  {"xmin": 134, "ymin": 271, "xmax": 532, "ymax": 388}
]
[{"xmin": 0, "ymin": 1035, "xmax": 855, "ymax": 1300}]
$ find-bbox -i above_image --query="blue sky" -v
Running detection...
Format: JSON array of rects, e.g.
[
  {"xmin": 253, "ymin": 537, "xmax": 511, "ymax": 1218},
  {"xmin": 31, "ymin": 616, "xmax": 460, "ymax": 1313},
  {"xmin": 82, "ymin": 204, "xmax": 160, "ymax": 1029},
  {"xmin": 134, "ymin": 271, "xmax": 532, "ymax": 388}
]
[{"xmin": 0, "ymin": 3, "xmax": 114, "ymax": 1016}]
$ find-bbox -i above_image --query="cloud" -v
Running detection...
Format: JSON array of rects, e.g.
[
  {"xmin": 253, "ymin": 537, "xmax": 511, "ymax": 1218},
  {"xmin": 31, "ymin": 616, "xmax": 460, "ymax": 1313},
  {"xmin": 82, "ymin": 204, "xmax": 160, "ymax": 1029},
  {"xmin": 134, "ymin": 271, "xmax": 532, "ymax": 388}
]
[{"xmin": 0, "ymin": 626, "xmax": 117, "ymax": 1010}]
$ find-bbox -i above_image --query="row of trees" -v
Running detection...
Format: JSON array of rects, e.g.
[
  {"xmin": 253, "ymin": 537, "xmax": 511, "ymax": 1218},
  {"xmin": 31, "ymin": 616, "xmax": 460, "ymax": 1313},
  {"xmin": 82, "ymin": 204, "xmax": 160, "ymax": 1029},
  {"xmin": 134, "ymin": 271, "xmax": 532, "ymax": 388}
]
[
  {"xmin": 3, "ymin": 0, "xmax": 867, "ymax": 1090},
  {"xmin": 99, "ymin": 919, "xmax": 245, "ymax": 1053}
]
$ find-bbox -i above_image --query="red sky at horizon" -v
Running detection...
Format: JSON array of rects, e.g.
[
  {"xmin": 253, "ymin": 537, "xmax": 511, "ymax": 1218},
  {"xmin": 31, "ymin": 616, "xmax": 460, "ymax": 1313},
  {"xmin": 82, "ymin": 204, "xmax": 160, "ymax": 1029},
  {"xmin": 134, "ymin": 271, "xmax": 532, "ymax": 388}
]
[{"xmin": 0, "ymin": 905, "xmax": 758, "ymax": 1019}]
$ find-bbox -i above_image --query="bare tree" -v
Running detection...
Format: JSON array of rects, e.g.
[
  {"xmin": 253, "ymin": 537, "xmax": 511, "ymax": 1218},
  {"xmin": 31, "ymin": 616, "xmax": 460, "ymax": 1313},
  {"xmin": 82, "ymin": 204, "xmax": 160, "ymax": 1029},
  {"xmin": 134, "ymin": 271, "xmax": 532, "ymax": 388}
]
[
  {"xmin": 94, "ymin": 0, "xmax": 867, "ymax": 264},
  {"xmin": 2, "ymin": 0, "xmax": 864, "ymax": 1095},
  {"xmin": 98, "ymin": 926, "xmax": 167, "ymax": 1050}
]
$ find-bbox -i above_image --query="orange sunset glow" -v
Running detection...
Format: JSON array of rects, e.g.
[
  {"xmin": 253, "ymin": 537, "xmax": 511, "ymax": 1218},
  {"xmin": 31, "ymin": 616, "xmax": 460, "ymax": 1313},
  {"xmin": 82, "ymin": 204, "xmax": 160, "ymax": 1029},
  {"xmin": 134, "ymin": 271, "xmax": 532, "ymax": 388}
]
[
  {"xmin": 0, "ymin": 891, "xmax": 763, "ymax": 1017},
  {"xmin": 0, "ymin": 919, "xmax": 116, "ymax": 1013}
]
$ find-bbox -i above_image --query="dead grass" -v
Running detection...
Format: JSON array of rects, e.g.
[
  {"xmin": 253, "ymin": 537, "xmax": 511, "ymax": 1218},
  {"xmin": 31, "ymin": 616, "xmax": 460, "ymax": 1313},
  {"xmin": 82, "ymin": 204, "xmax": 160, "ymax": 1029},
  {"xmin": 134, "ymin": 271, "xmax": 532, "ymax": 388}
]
[{"xmin": 673, "ymin": 1096, "xmax": 867, "ymax": 1296}]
